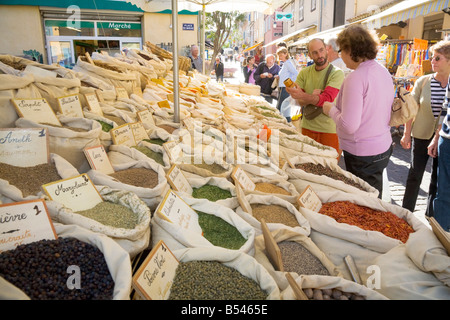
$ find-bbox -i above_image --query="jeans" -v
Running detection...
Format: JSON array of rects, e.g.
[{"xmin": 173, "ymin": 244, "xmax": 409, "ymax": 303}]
[
  {"xmin": 276, "ymin": 87, "xmax": 290, "ymax": 111},
  {"xmin": 343, "ymin": 144, "xmax": 393, "ymax": 198},
  {"xmin": 402, "ymin": 137, "xmax": 438, "ymax": 216},
  {"xmin": 433, "ymin": 136, "xmax": 450, "ymax": 231}
]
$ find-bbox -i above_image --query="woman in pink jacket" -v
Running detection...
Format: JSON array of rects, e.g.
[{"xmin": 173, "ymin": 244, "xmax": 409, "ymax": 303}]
[{"xmin": 323, "ymin": 25, "xmax": 395, "ymax": 198}]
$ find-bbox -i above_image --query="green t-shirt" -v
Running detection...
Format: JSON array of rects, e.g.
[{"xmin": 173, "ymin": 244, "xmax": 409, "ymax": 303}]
[{"xmin": 295, "ymin": 64, "xmax": 344, "ymax": 133}]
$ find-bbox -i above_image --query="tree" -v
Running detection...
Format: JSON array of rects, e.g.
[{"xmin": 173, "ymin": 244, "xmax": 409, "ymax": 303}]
[{"xmin": 205, "ymin": 11, "xmax": 245, "ymax": 72}]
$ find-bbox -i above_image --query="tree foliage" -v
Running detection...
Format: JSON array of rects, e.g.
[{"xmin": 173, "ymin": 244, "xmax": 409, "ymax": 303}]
[{"xmin": 205, "ymin": 11, "xmax": 245, "ymax": 71}]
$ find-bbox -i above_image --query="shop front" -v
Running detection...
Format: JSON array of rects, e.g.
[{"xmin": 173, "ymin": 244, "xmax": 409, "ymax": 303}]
[{"xmin": 44, "ymin": 18, "xmax": 143, "ymax": 68}]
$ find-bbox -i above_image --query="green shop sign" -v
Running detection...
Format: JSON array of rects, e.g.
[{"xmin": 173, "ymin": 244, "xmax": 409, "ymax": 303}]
[{"xmin": 98, "ymin": 22, "xmax": 141, "ymax": 30}]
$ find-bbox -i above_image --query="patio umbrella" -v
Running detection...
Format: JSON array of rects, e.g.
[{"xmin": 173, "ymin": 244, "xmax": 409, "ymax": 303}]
[{"xmin": 125, "ymin": 0, "xmax": 279, "ymax": 122}]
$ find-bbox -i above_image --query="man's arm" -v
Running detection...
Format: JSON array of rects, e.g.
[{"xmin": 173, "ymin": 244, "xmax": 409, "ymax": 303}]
[{"xmin": 286, "ymin": 85, "xmax": 339, "ymax": 106}]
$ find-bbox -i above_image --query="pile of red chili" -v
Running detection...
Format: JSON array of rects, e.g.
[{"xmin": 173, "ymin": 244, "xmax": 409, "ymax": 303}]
[{"xmin": 319, "ymin": 201, "xmax": 414, "ymax": 243}]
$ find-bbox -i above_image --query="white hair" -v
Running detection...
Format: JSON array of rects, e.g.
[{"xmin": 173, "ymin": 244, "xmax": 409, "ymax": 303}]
[{"xmin": 325, "ymin": 38, "xmax": 340, "ymax": 52}]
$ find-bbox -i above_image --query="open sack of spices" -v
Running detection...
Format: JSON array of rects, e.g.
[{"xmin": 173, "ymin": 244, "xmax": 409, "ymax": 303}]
[
  {"xmin": 151, "ymin": 196, "xmax": 255, "ymax": 254},
  {"xmin": 15, "ymin": 116, "xmax": 103, "ymax": 173},
  {"xmin": 239, "ymin": 161, "xmax": 289, "ymax": 181},
  {"xmin": 281, "ymin": 274, "xmax": 388, "ymax": 300},
  {"xmin": 168, "ymin": 247, "xmax": 280, "ymax": 300},
  {"xmin": 46, "ymin": 186, "xmax": 151, "ymax": 258},
  {"xmin": 372, "ymin": 243, "xmax": 450, "ymax": 299},
  {"xmin": 82, "ymin": 110, "xmax": 116, "ymax": 149},
  {"xmin": 254, "ymin": 228, "xmax": 341, "ymax": 291},
  {"xmin": 108, "ymin": 141, "xmax": 170, "ymax": 171},
  {"xmin": 0, "ymin": 153, "xmax": 79, "ymax": 203},
  {"xmin": 283, "ymin": 155, "xmax": 379, "ymax": 198},
  {"xmin": 87, "ymin": 158, "xmax": 169, "ymax": 211},
  {"xmin": 0, "ymin": 222, "xmax": 132, "ymax": 300},
  {"xmin": 180, "ymin": 176, "xmax": 239, "ymax": 209},
  {"xmin": 298, "ymin": 190, "xmax": 427, "ymax": 253},
  {"xmin": 243, "ymin": 177, "xmax": 299, "ymax": 204},
  {"xmin": 276, "ymin": 133, "xmax": 339, "ymax": 160},
  {"xmin": 235, "ymin": 194, "xmax": 311, "ymax": 237},
  {"xmin": 405, "ymin": 227, "xmax": 450, "ymax": 287},
  {"xmin": 175, "ymin": 154, "xmax": 233, "ymax": 179}
]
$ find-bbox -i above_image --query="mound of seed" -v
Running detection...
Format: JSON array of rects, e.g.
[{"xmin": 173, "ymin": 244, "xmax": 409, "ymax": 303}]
[
  {"xmin": 295, "ymin": 163, "xmax": 365, "ymax": 191},
  {"xmin": 0, "ymin": 162, "xmax": 61, "ymax": 197},
  {"xmin": 192, "ymin": 184, "xmax": 232, "ymax": 202},
  {"xmin": 251, "ymin": 204, "xmax": 300, "ymax": 228},
  {"xmin": 278, "ymin": 241, "xmax": 330, "ymax": 276},
  {"xmin": 192, "ymin": 159, "xmax": 228, "ymax": 175},
  {"xmin": 0, "ymin": 237, "xmax": 114, "ymax": 300},
  {"xmin": 143, "ymin": 138, "xmax": 166, "ymax": 146},
  {"xmin": 132, "ymin": 146, "xmax": 165, "ymax": 166},
  {"xmin": 196, "ymin": 211, "xmax": 246, "ymax": 250},
  {"xmin": 168, "ymin": 261, "xmax": 267, "ymax": 300},
  {"xmin": 158, "ymin": 124, "xmax": 177, "ymax": 134},
  {"xmin": 75, "ymin": 201, "xmax": 138, "ymax": 229},
  {"xmin": 102, "ymin": 114, "xmax": 126, "ymax": 126},
  {"xmin": 254, "ymin": 182, "xmax": 291, "ymax": 195},
  {"xmin": 109, "ymin": 167, "xmax": 159, "ymax": 189},
  {"xmin": 303, "ymin": 288, "xmax": 366, "ymax": 300}
]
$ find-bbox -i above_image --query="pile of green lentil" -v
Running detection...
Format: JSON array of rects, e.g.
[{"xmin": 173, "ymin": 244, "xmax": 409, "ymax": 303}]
[
  {"xmin": 250, "ymin": 204, "xmax": 300, "ymax": 228},
  {"xmin": 0, "ymin": 162, "xmax": 61, "ymax": 197},
  {"xmin": 191, "ymin": 184, "xmax": 232, "ymax": 202},
  {"xmin": 0, "ymin": 237, "xmax": 115, "ymax": 300},
  {"xmin": 278, "ymin": 241, "xmax": 330, "ymax": 276},
  {"xmin": 75, "ymin": 201, "xmax": 139, "ymax": 229},
  {"xmin": 132, "ymin": 146, "xmax": 165, "ymax": 166},
  {"xmin": 196, "ymin": 210, "xmax": 246, "ymax": 250},
  {"xmin": 168, "ymin": 261, "xmax": 267, "ymax": 300},
  {"xmin": 108, "ymin": 167, "xmax": 159, "ymax": 189}
]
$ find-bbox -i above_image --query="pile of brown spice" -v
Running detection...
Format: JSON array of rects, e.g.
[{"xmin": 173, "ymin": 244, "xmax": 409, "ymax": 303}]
[
  {"xmin": 254, "ymin": 182, "xmax": 291, "ymax": 195},
  {"xmin": 0, "ymin": 162, "xmax": 61, "ymax": 197},
  {"xmin": 108, "ymin": 167, "xmax": 159, "ymax": 189},
  {"xmin": 250, "ymin": 204, "xmax": 300, "ymax": 228}
]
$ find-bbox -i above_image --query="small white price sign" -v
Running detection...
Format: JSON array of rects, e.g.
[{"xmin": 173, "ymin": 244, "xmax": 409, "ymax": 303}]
[
  {"xmin": 57, "ymin": 94, "xmax": 84, "ymax": 118},
  {"xmin": 116, "ymin": 87, "xmax": 129, "ymax": 100},
  {"xmin": 297, "ymin": 185, "xmax": 322, "ymax": 212},
  {"xmin": 129, "ymin": 122, "xmax": 149, "ymax": 144},
  {"xmin": 84, "ymin": 93, "xmax": 103, "ymax": 116},
  {"xmin": 137, "ymin": 109, "xmax": 155, "ymax": 128},
  {"xmin": 231, "ymin": 165, "xmax": 256, "ymax": 191},
  {"xmin": 0, "ymin": 128, "xmax": 49, "ymax": 167},
  {"xmin": 0, "ymin": 199, "xmax": 57, "ymax": 253},
  {"xmin": 12, "ymin": 98, "xmax": 61, "ymax": 127},
  {"xmin": 83, "ymin": 145, "xmax": 115, "ymax": 175},
  {"xmin": 166, "ymin": 165, "xmax": 193, "ymax": 194},
  {"xmin": 42, "ymin": 174, "xmax": 103, "ymax": 212},
  {"xmin": 110, "ymin": 124, "xmax": 136, "ymax": 147},
  {"xmin": 132, "ymin": 240, "xmax": 179, "ymax": 300}
]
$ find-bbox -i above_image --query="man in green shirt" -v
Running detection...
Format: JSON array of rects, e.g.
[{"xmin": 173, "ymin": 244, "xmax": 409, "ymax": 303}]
[{"xmin": 286, "ymin": 38, "xmax": 345, "ymax": 158}]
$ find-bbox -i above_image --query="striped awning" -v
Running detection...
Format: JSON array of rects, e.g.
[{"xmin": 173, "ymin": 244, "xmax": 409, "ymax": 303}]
[
  {"xmin": 364, "ymin": 0, "xmax": 450, "ymax": 30},
  {"xmin": 243, "ymin": 41, "xmax": 264, "ymax": 53}
]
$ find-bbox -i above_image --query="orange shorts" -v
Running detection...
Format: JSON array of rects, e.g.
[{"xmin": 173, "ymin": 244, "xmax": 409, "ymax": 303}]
[{"xmin": 302, "ymin": 127, "xmax": 342, "ymax": 160}]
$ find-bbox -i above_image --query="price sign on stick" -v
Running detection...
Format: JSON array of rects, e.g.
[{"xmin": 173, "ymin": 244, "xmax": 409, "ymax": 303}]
[
  {"xmin": 83, "ymin": 145, "xmax": 114, "ymax": 175},
  {"xmin": 129, "ymin": 122, "xmax": 149, "ymax": 144},
  {"xmin": 84, "ymin": 93, "xmax": 103, "ymax": 116},
  {"xmin": 110, "ymin": 124, "xmax": 136, "ymax": 147},
  {"xmin": 297, "ymin": 185, "xmax": 322, "ymax": 212},
  {"xmin": 137, "ymin": 109, "xmax": 155, "ymax": 128},
  {"xmin": 166, "ymin": 165, "xmax": 193, "ymax": 194},
  {"xmin": 42, "ymin": 174, "xmax": 103, "ymax": 212},
  {"xmin": 0, "ymin": 128, "xmax": 49, "ymax": 167},
  {"xmin": 260, "ymin": 218, "xmax": 283, "ymax": 272},
  {"xmin": 12, "ymin": 98, "xmax": 61, "ymax": 127},
  {"xmin": 57, "ymin": 94, "xmax": 83, "ymax": 118},
  {"xmin": 115, "ymin": 87, "xmax": 129, "ymax": 100},
  {"xmin": 0, "ymin": 199, "xmax": 57, "ymax": 253},
  {"xmin": 132, "ymin": 240, "xmax": 179, "ymax": 300},
  {"xmin": 231, "ymin": 165, "xmax": 256, "ymax": 191}
]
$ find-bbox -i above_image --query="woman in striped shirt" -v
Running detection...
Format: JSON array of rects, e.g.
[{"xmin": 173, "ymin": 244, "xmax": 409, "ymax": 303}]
[{"xmin": 400, "ymin": 41, "xmax": 450, "ymax": 217}]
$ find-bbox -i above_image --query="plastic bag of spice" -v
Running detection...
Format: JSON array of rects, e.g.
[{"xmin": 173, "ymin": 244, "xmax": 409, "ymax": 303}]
[
  {"xmin": 298, "ymin": 190, "xmax": 427, "ymax": 253},
  {"xmin": 15, "ymin": 116, "xmax": 103, "ymax": 173},
  {"xmin": 87, "ymin": 158, "xmax": 169, "ymax": 211},
  {"xmin": 235, "ymin": 194, "xmax": 311, "ymax": 237},
  {"xmin": 405, "ymin": 227, "xmax": 450, "ymax": 287},
  {"xmin": 254, "ymin": 228, "xmax": 341, "ymax": 291},
  {"xmin": 151, "ymin": 196, "xmax": 255, "ymax": 254},
  {"xmin": 46, "ymin": 186, "xmax": 151, "ymax": 258},
  {"xmin": 281, "ymin": 274, "xmax": 388, "ymax": 300},
  {"xmin": 283, "ymin": 154, "xmax": 379, "ymax": 198},
  {"xmin": 180, "ymin": 176, "xmax": 239, "ymax": 209},
  {"xmin": 171, "ymin": 246, "xmax": 281, "ymax": 300},
  {"xmin": 0, "ymin": 153, "xmax": 79, "ymax": 203},
  {"xmin": 0, "ymin": 222, "xmax": 132, "ymax": 300},
  {"xmin": 108, "ymin": 141, "xmax": 170, "ymax": 171}
]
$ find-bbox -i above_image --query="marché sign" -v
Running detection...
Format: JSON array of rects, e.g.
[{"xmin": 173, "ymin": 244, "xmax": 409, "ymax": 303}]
[{"xmin": 98, "ymin": 22, "xmax": 141, "ymax": 30}]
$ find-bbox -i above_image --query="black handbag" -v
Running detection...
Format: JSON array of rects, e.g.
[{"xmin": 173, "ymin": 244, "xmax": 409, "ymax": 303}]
[{"xmin": 302, "ymin": 64, "xmax": 334, "ymax": 120}]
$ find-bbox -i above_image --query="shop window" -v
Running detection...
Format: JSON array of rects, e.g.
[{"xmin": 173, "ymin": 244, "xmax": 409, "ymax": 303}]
[
  {"xmin": 423, "ymin": 15, "xmax": 444, "ymax": 41},
  {"xmin": 122, "ymin": 42, "xmax": 141, "ymax": 50},
  {"xmin": 97, "ymin": 22, "xmax": 142, "ymax": 37},
  {"xmin": 49, "ymin": 41, "xmax": 73, "ymax": 68},
  {"xmin": 45, "ymin": 20, "xmax": 94, "ymax": 37}
]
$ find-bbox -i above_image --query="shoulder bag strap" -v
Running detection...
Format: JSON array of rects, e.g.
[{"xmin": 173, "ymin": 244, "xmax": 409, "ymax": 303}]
[{"xmin": 322, "ymin": 64, "xmax": 334, "ymax": 90}]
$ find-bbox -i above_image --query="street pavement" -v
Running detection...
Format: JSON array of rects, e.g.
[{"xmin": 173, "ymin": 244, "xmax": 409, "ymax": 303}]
[{"xmin": 220, "ymin": 59, "xmax": 431, "ymax": 227}]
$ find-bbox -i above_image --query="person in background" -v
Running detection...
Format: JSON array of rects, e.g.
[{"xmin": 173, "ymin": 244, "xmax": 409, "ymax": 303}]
[
  {"xmin": 244, "ymin": 56, "xmax": 258, "ymax": 84},
  {"xmin": 189, "ymin": 45, "xmax": 203, "ymax": 73},
  {"xmin": 211, "ymin": 55, "xmax": 224, "ymax": 82},
  {"xmin": 428, "ymin": 74, "xmax": 450, "ymax": 231},
  {"xmin": 275, "ymin": 46, "xmax": 298, "ymax": 115},
  {"xmin": 277, "ymin": 42, "xmax": 288, "ymax": 67},
  {"xmin": 254, "ymin": 54, "xmax": 280, "ymax": 104},
  {"xmin": 286, "ymin": 38, "xmax": 344, "ymax": 157},
  {"xmin": 322, "ymin": 25, "xmax": 394, "ymax": 198},
  {"xmin": 401, "ymin": 41, "xmax": 450, "ymax": 217},
  {"xmin": 325, "ymin": 37, "xmax": 351, "ymax": 76}
]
